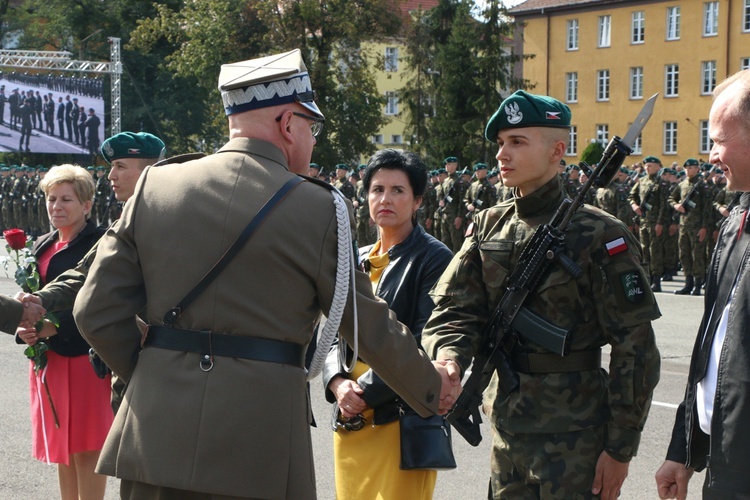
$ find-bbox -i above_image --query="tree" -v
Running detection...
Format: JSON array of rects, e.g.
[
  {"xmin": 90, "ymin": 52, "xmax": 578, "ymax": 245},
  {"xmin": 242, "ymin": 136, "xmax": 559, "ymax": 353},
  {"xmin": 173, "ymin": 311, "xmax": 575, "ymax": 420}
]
[{"xmin": 580, "ymin": 140, "xmax": 605, "ymax": 166}]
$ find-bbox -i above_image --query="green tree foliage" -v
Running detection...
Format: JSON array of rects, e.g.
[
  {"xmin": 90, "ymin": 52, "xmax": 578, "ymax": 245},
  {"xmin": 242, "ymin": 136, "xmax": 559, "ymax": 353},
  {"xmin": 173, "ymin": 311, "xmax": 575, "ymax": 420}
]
[
  {"xmin": 401, "ymin": 0, "xmax": 528, "ymax": 166},
  {"xmin": 580, "ymin": 140, "xmax": 605, "ymax": 166}
]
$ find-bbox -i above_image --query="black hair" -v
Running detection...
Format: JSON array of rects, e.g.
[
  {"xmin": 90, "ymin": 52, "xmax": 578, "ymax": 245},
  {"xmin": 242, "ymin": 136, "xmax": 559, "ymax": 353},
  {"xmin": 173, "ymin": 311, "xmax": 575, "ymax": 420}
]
[{"xmin": 362, "ymin": 149, "xmax": 428, "ymax": 198}]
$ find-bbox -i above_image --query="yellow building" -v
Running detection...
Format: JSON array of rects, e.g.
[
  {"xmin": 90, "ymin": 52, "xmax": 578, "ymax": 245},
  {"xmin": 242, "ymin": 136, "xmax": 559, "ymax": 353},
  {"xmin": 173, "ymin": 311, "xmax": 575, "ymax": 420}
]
[{"xmin": 509, "ymin": 0, "xmax": 750, "ymax": 165}]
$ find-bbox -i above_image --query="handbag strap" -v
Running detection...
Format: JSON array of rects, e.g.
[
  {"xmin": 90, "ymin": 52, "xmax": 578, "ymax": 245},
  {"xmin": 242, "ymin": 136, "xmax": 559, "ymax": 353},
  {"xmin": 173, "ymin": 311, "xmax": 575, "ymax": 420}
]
[{"xmin": 163, "ymin": 175, "xmax": 304, "ymax": 326}]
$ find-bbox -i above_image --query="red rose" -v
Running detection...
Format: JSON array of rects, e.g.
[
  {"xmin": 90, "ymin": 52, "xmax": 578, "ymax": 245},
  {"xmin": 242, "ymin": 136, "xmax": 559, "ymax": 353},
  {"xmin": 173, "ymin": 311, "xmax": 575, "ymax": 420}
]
[{"xmin": 4, "ymin": 228, "xmax": 27, "ymax": 250}]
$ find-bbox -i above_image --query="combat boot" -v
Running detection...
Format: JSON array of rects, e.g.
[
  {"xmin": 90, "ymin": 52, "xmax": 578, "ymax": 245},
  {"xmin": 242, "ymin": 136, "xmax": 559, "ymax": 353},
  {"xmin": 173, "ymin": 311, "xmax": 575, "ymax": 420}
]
[
  {"xmin": 691, "ymin": 277, "xmax": 703, "ymax": 296},
  {"xmin": 650, "ymin": 275, "xmax": 662, "ymax": 293},
  {"xmin": 674, "ymin": 275, "xmax": 694, "ymax": 295}
]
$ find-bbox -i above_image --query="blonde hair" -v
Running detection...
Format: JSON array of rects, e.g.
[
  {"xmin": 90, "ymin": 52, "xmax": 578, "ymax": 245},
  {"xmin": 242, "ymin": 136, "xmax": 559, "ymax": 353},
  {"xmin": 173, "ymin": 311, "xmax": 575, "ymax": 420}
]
[{"xmin": 39, "ymin": 164, "xmax": 95, "ymax": 203}]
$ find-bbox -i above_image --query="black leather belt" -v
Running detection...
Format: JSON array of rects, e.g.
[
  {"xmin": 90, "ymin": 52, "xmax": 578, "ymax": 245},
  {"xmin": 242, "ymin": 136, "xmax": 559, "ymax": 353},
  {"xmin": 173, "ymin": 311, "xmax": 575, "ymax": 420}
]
[
  {"xmin": 512, "ymin": 349, "xmax": 602, "ymax": 374},
  {"xmin": 144, "ymin": 325, "xmax": 305, "ymax": 371}
]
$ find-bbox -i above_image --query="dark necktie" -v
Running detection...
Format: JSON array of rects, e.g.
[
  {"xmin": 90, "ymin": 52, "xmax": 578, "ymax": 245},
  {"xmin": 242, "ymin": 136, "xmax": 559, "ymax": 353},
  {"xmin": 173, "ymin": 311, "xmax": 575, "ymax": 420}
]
[{"xmin": 696, "ymin": 208, "xmax": 750, "ymax": 379}]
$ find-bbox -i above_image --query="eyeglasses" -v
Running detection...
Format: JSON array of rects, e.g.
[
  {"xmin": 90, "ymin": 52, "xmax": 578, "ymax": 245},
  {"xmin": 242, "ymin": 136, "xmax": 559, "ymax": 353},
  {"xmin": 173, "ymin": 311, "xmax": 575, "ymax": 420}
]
[
  {"xmin": 275, "ymin": 111, "xmax": 325, "ymax": 137},
  {"xmin": 335, "ymin": 413, "xmax": 366, "ymax": 431}
]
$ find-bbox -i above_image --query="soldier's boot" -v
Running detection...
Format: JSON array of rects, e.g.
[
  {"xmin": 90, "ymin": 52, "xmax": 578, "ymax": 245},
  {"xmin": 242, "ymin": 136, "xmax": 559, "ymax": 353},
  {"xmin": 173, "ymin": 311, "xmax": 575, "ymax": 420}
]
[
  {"xmin": 662, "ymin": 270, "xmax": 673, "ymax": 281},
  {"xmin": 691, "ymin": 277, "xmax": 704, "ymax": 296},
  {"xmin": 650, "ymin": 275, "xmax": 662, "ymax": 293},
  {"xmin": 674, "ymin": 275, "xmax": 694, "ymax": 295}
]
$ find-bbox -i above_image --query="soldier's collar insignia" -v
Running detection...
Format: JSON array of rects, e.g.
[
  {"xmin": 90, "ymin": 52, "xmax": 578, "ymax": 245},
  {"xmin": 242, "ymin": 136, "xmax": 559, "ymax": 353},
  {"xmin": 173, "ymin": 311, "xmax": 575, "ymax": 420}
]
[
  {"xmin": 620, "ymin": 271, "xmax": 645, "ymax": 303},
  {"xmin": 605, "ymin": 237, "xmax": 627, "ymax": 257}
]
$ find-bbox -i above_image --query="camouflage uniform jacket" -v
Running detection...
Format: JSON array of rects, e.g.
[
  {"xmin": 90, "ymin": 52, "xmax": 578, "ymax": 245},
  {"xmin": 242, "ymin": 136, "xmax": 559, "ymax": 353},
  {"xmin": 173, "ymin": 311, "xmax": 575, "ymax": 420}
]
[
  {"xmin": 464, "ymin": 178, "xmax": 497, "ymax": 222},
  {"xmin": 669, "ymin": 176, "xmax": 710, "ymax": 228},
  {"xmin": 422, "ymin": 176, "xmax": 661, "ymax": 461},
  {"xmin": 440, "ymin": 173, "xmax": 462, "ymax": 217},
  {"xmin": 628, "ymin": 174, "xmax": 669, "ymax": 225},
  {"xmin": 333, "ymin": 178, "xmax": 356, "ymax": 202}
]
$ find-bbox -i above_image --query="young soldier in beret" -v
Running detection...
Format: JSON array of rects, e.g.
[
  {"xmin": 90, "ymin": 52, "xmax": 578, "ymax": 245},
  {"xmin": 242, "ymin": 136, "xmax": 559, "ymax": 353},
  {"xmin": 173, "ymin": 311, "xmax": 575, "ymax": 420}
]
[
  {"xmin": 422, "ymin": 90, "xmax": 661, "ymax": 499},
  {"xmin": 71, "ymin": 49, "xmax": 460, "ymax": 499},
  {"xmin": 439, "ymin": 156, "xmax": 464, "ymax": 252}
]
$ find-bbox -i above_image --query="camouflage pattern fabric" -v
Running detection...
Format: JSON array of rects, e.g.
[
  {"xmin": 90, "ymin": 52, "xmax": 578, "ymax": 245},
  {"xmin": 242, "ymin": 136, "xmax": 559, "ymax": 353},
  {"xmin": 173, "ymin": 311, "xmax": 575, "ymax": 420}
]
[
  {"xmin": 489, "ymin": 426, "xmax": 604, "ymax": 499},
  {"xmin": 670, "ymin": 175, "xmax": 711, "ymax": 276},
  {"xmin": 439, "ymin": 172, "xmax": 465, "ymax": 253},
  {"xmin": 464, "ymin": 178, "xmax": 497, "ymax": 223},
  {"xmin": 422, "ymin": 176, "xmax": 661, "ymax": 496},
  {"xmin": 628, "ymin": 174, "xmax": 669, "ymax": 276}
]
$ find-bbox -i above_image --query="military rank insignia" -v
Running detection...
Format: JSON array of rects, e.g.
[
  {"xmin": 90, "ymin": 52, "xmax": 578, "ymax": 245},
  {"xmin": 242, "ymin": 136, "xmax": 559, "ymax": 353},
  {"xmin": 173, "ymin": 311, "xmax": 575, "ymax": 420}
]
[
  {"xmin": 620, "ymin": 271, "xmax": 645, "ymax": 303},
  {"xmin": 605, "ymin": 237, "xmax": 628, "ymax": 256}
]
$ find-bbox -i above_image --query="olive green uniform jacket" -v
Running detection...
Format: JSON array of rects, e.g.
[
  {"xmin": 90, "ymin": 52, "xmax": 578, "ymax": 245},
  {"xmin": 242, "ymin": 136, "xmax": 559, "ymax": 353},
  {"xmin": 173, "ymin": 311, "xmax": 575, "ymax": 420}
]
[
  {"xmin": 73, "ymin": 137, "xmax": 442, "ymax": 499},
  {"xmin": 423, "ymin": 176, "xmax": 661, "ymax": 462}
]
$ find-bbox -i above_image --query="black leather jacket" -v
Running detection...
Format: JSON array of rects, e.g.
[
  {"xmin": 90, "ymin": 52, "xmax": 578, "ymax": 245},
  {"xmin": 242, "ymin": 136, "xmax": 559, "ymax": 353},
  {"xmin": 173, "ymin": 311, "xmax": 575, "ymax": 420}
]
[
  {"xmin": 323, "ymin": 223, "xmax": 452, "ymax": 425},
  {"xmin": 666, "ymin": 193, "xmax": 750, "ymax": 494}
]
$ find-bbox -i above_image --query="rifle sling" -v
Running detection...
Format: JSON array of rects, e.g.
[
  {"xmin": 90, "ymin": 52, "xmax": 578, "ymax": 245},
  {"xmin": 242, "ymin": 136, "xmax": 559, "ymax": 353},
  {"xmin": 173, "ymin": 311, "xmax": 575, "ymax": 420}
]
[{"xmin": 512, "ymin": 349, "xmax": 601, "ymax": 374}]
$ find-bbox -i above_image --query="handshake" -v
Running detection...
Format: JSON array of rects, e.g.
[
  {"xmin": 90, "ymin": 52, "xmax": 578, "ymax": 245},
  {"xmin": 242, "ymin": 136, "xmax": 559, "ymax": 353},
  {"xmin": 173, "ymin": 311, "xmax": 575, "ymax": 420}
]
[{"xmin": 433, "ymin": 358, "xmax": 462, "ymax": 415}]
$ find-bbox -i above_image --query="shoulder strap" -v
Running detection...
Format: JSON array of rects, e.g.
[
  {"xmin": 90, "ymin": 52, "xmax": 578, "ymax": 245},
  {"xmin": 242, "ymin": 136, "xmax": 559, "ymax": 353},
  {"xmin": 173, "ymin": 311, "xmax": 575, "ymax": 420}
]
[{"xmin": 163, "ymin": 175, "xmax": 304, "ymax": 326}]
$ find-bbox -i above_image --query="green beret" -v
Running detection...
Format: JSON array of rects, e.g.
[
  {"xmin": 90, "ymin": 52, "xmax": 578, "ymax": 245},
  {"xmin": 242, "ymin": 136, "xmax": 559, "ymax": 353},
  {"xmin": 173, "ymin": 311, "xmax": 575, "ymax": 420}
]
[
  {"xmin": 443, "ymin": 157, "xmax": 458, "ymax": 164},
  {"xmin": 86, "ymin": 166, "xmax": 94, "ymax": 171},
  {"xmin": 714, "ymin": 167, "xmax": 723, "ymax": 173},
  {"xmin": 358, "ymin": 164, "xmax": 367, "ymax": 171},
  {"xmin": 683, "ymin": 158, "xmax": 700, "ymax": 167},
  {"xmin": 101, "ymin": 132, "xmax": 166, "ymax": 164},
  {"xmin": 473, "ymin": 163, "xmax": 487, "ymax": 171},
  {"xmin": 488, "ymin": 169, "xmax": 498, "ymax": 178},
  {"xmin": 309, "ymin": 162, "xmax": 320, "ymax": 170},
  {"xmin": 619, "ymin": 166, "xmax": 630, "ymax": 174},
  {"xmin": 437, "ymin": 168, "xmax": 447, "ymax": 175},
  {"xmin": 335, "ymin": 163, "xmax": 348, "ymax": 171},
  {"xmin": 567, "ymin": 164, "xmax": 580, "ymax": 172},
  {"xmin": 95, "ymin": 166, "xmax": 106, "ymax": 171},
  {"xmin": 485, "ymin": 90, "xmax": 571, "ymax": 141},
  {"xmin": 0, "ymin": 167, "xmax": 9, "ymax": 172},
  {"xmin": 663, "ymin": 168, "xmax": 677, "ymax": 175},
  {"xmin": 701, "ymin": 162, "xmax": 712, "ymax": 172},
  {"xmin": 459, "ymin": 168, "xmax": 471, "ymax": 176},
  {"xmin": 643, "ymin": 156, "xmax": 661, "ymax": 165}
]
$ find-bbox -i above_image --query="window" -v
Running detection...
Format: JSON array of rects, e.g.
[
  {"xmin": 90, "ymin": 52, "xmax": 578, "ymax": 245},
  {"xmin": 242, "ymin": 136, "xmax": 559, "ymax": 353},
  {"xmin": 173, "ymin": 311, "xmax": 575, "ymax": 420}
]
[
  {"xmin": 633, "ymin": 133, "xmax": 643, "ymax": 155},
  {"xmin": 632, "ymin": 11, "xmax": 645, "ymax": 44},
  {"xmin": 704, "ymin": 2, "xmax": 719, "ymax": 36},
  {"xmin": 567, "ymin": 19, "xmax": 579, "ymax": 50},
  {"xmin": 701, "ymin": 61, "xmax": 717, "ymax": 95},
  {"xmin": 742, "ymin": 57, "xmax": 750, "ymax": 70},
  {"xmin": 630, "ymin": 67, "xmax": 644, "ymax": 99},
  {"xmin": 385, "ymin": 92, "xmax": 398, "ymax": 115},
  {"xmin": 745, "ymin": 0, "xmax": 750, "ymax": 32},
  {"xmin": 567, "ymin": 126, "xmax": 577, "ymax": 156},
  {"xmin": 566, "ymin": 72, "xmax": 578, "ymax": 103},
  {"xmin": 665, "ymin": 64, "xmax": 679, "ymax": 97},
  {"xmin": 700, "ymin": 120, "xmax": 712, "ymax": 154},
  {"xmin": 596, "ymin": 124, "xmax": 609, "ymax": 146},
  {"xmin": 385, "ymin": 47, "xmax": 398, "ymax": 72},
  {"xmin": 664, "ymin": 122, "xmax": 678, "ymax": 154},
  {"xmin": 597, "ymin": 70, "xmax": 610, "ymax": 101},
  {"xmin": 372, "ymin": 134, "xmax": 383, "ymax": 144},
  {"xmin": 598, "ymin": 15, "xmax": 611, "ymax": 47},
  {"xmin": 667, "ymin": 7, "xmax": 681, "ymax": 40},
  {"xmin": 391, "ymin": 135, "xmax": 402, "ymax": 145}
]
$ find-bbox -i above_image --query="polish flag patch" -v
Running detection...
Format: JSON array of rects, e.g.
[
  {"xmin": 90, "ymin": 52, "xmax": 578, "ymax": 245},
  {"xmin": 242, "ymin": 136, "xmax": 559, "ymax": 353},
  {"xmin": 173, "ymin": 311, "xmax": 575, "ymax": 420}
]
[
  {"xmin": 606, "ymin": 237, "xmax": 628, "ymax": 256},
  {"xmin": 546, "ymin": 111, "xmax": 561, "ymax": 120}
]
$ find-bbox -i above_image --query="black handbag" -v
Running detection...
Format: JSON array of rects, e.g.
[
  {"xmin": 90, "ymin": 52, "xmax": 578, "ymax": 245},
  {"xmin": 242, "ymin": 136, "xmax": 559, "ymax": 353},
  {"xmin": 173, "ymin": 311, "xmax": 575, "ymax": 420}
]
[{"xmin": 399, "ymin": 407, "xmax": 457, "ymax": 471}]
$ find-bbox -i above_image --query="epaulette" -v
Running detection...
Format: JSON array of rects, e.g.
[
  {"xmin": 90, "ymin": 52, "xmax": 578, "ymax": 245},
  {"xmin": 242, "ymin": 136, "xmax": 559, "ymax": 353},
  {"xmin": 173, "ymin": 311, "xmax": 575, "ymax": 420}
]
[
  {"xmin": 151, "ymin": 152, "xmax": 207, "ymax": 167},
  {"xmin": 298, "ymin": 174, "xmax": 335, "ymax": 191}
]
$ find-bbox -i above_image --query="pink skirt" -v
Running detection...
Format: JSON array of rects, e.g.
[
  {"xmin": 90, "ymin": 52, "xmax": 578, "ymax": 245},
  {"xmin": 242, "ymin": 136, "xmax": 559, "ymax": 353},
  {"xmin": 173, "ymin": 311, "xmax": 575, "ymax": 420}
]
[{"xmin": 29, "ymin": 350, "xmax": 114, "ymax": 465}]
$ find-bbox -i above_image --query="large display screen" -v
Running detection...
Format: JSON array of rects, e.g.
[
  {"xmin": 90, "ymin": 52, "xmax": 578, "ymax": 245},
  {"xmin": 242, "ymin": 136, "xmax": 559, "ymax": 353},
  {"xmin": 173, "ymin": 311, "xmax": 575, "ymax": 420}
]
[{"xmin": 0, "ymin": 72, "xmax": 106, "ymax": 154}]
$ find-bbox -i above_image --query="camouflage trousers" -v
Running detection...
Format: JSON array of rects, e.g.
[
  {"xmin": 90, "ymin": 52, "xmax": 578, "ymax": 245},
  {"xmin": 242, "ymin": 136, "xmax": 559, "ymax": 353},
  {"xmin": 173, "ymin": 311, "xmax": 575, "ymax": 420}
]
[
  {"xmin": 678, "ymin": 225, "xmax": 707, "ymax": 277},
  {"xmin": 489, "ymin": 426, "xmax": 604, "ymax": 499},
  {"xmin": 639, "ymin": 223, "xmax": 664, "ymax": 276},
  {"xmin": 355, "ymin": 216, "xmax": 376, "ymax": 248},
  {"xmin": 663, "ymin": 228, "xmax": 679, "ymax": 273},
  {"xmin": 440, "ymin": 213, "xmax": 464, "ymax": 253}
]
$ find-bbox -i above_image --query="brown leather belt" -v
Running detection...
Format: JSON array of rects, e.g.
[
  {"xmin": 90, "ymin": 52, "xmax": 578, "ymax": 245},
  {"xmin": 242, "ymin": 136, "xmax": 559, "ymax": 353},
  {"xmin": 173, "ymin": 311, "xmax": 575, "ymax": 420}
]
[
  {"xmin": 512, "ymin": 349, "xmax": 602, "ymax": 374},
  {"xmin": 145, "ymin": 325, "xmax": 305, "ymax": 371}
]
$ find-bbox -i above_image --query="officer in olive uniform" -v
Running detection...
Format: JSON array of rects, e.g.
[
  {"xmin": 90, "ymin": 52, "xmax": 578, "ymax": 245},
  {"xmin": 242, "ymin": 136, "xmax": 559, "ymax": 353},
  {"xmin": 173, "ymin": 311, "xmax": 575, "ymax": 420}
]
[
  {"xmin": 421, "ymin": 169, "xmax": 437, "ymax": 237},
  {"xmin": 423, "ymin": 90, "xmax": 660, "ymax": 499},
  {"xmin": 0, "ymin": 166, "xmax": 12, "ymax": 231},
  {"xmin": 11, "ymin": 167, "xmax": 28, "ymax": 233},
  {"xmin": 629, "ymin": 156, "xmax": 670, "ymax": 291},
  {"xmin": 24, "ymin": 166, "xmax": 39, "ymax": 236},
  {"xmin": 94, "ymin": 166, "xmax": 111, "ymax": 227},
  {"xmin": 333, "ymin": 163, "xmax": 356, "ymax": 202},
  {"xmin": 657, "ymin": 168, "xmax": 679, "ymax": 281},
  {"xmin": 464, "ymin": 162, "xmax": 497, "ymax": 226},
  {"xmin": 670, "ymin": 158, "xmax": 710, "ymax": 295},
  {"xmin": 432, "ymin": 168, "xmax": 446, "ymax": 242},
  {"xmin": 438, "ymin": 157, "xmax": 464, "ymax": 253}
]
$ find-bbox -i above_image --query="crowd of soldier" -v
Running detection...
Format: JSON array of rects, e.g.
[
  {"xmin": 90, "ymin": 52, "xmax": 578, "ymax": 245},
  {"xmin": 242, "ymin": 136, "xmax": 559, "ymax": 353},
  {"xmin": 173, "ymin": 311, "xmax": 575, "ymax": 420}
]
[
  {"xmin": 0, "ymin": 163, "xmax": 118, "ymax": 236},
  {"xmin": 310, "ymin": 153, "xmax": 737, "ymax": 299}
]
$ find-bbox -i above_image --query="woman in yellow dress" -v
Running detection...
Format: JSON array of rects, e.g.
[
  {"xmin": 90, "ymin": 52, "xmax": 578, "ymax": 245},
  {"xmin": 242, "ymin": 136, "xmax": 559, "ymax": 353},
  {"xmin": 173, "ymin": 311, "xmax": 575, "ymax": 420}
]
[{"xmin": 322, "ymin": 149, "xmax": 453, "ymax": 499}]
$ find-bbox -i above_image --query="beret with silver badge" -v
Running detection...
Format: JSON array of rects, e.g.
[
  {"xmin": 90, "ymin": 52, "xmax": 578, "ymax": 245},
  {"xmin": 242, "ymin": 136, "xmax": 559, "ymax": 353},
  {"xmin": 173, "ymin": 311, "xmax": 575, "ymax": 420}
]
[
  {"xmin": 485, "ymin": 90, "xmax": 571, "ymax": 141},
  {"xmin": 218, "ymin": 49, "xmax": 323, "ymax": 119},
  {"xmin": 101, "ymin": 132, "xmax": 166, "ymax": 164}
]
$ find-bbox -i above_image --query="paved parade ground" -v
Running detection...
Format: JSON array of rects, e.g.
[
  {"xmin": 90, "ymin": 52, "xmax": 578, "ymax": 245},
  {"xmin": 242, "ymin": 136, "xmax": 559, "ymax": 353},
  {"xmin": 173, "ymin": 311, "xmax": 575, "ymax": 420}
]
[{"xmin": 0, "ymin": 268, "xmax": 706, "ymax": 499}]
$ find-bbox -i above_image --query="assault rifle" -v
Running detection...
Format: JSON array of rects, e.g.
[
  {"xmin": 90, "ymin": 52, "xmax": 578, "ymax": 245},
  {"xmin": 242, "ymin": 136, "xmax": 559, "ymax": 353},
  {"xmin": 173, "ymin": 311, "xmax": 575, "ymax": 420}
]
[
  {"xmin": 437, "ymin": 183, "xmax": 455, "ymax": 214},
  {"xmin": 679, "ymin": 174, "xmax": 703, "ymax": 212},
  {"xmin": 446, "ymin": 94, "xmax": 658, "ymax": 447}
]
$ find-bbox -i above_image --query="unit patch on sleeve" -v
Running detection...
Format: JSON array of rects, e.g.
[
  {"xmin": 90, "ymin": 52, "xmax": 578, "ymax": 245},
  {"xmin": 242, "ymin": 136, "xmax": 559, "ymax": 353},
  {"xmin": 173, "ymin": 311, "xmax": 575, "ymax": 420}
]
[{"xmin": 620, "ymin": 271, "xmax": 646, "ymax": 303}]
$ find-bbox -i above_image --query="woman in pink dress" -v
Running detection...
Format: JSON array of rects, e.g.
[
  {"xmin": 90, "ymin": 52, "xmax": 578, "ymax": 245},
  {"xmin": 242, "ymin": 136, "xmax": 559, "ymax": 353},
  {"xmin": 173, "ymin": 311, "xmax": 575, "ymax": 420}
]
[{"xmin": 16, "ymin": 164, "xmax": 111, "ymax": 500}]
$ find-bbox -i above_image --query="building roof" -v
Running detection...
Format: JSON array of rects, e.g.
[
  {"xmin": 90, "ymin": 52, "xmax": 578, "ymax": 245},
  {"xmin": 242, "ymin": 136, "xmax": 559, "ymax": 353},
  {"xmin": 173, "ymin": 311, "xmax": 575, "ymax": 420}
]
[
  {"xmin": 401, "ymin": 0, "xmax": 440, "ymax": 14},
  {"xmin": 509, "ymin": 0, "xmax": 628, "ymax": 16}
]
